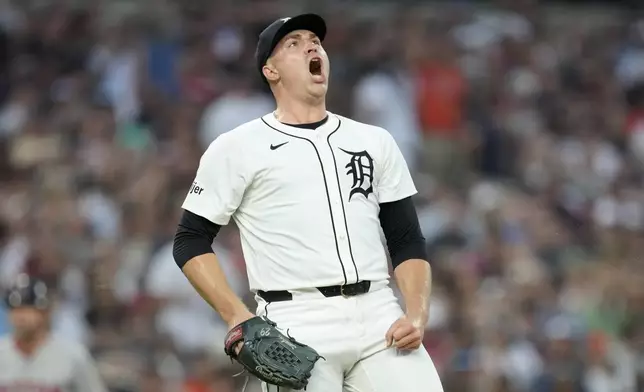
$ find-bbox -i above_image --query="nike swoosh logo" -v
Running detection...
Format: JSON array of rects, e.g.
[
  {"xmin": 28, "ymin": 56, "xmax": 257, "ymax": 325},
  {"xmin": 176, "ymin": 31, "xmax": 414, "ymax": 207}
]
[{"xmin": 270, "ymin": 142, "xmax": 289, "ymax": 150}]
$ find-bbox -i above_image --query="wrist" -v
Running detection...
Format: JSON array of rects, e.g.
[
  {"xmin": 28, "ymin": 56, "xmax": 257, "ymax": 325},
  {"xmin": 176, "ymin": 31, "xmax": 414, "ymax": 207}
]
[
  {"xmin": 405, "ymin": 311, "xmax": 428, "ymax": 328},
  {"xmin": 224, "ymin": 306, "xmax": 254, "ymax": 328}
]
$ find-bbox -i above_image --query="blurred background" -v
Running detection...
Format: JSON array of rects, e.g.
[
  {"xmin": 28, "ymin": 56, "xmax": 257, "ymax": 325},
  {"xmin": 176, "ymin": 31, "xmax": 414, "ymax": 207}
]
[{"xmin": 1, "ymin": 0, "xmax": 644, "ymax": 391}]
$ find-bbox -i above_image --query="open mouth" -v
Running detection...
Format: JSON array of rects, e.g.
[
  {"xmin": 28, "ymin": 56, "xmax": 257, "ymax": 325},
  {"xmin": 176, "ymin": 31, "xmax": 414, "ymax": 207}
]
[{"xmin": 309, "ymin": 58, "xmax": 322, "ymax": 76}]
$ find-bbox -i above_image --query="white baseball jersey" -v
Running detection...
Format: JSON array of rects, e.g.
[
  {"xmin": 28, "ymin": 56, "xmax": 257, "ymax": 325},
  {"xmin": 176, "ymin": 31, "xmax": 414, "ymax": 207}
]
[
  {"xmin": 182, "ymin": 111, "xmax": 417, "ymax": 291},
  {"xmin": 0, "ymin": 335, "xmax": 106, "ymax": 392}
]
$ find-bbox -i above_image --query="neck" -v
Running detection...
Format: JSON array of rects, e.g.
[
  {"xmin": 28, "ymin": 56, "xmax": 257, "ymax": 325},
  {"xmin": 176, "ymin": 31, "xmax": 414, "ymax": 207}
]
[
  {"xmin": 274, "ymin": 96, "xmax": 327, "ymax": 125},
  {"xmin": 14, "ymin": 330, "xmax": 48, "ymax": 356}
]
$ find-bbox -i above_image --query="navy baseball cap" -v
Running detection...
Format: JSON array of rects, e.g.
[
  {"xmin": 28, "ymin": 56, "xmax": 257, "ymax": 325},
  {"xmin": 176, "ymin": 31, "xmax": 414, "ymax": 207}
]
[
  {"xmin": 4, "ymin": 274, "xmax": 50, "ymax": 310},
  {"xmin": 255, "ymin": 14, "xmax": 327, "ymax": 82}
]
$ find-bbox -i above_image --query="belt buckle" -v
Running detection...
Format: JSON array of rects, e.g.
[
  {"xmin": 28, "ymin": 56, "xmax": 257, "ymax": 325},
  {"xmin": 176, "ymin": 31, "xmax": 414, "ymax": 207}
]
[{"xmin": 340, "ymin": 285, "xmax": 350, "ymax": 298}]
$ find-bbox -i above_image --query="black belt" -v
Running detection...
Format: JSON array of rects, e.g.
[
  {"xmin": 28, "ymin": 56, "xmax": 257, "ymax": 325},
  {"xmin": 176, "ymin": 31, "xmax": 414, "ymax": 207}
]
[{"xmin": 257, "ymin": 280, "xmax": 371, "ymax": 302}]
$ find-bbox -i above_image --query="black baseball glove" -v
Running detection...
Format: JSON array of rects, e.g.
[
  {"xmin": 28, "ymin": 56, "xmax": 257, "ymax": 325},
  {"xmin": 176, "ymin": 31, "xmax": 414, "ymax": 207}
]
[{"xmin": 224, "ymin": 316, "xmax": 323, "ymax": 390}]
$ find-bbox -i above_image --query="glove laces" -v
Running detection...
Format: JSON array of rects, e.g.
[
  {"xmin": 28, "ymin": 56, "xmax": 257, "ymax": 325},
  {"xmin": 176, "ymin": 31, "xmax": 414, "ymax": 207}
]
[{"xmin": 232, "ymin": 369, "xmax": 250, "ymax": 392}]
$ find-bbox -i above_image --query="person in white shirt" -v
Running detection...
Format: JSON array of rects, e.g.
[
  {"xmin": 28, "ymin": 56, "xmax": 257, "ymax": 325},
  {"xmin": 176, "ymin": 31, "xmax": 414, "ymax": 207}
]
[
  {"xmin": 0, "ymin": 274, "xmax": 106, "ymax": 392},
  {"xmin": 173, "ymin": 13, "xmax": 443, "ymax": 392},
  {"xmin": 198, "ymin": 70, "xmax": 275, "ymax": 148},
  {"xmin": 145, "ymin": 239, "xmax": 244, "ymax": 357},
  {"xmin": 353, "ymin": 65, "xmax": 422, "ymax": 172}
]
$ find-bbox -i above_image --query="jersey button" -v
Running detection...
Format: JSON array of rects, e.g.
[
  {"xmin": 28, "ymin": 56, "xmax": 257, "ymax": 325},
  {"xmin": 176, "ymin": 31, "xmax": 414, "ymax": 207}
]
[{"xmin": 339, "ymin": 234, "xmax": 347, "ymax": 241}]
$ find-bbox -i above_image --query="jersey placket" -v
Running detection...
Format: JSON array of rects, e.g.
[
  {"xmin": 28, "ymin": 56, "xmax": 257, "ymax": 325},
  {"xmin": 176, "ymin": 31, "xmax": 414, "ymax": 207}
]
[
  {"xmin": 259, "ymin": 113, "xmax": 361, "ymax": 286},
  {"xmin": 313, "ymin": 130, "xmax": 355, "ymax": 284}
]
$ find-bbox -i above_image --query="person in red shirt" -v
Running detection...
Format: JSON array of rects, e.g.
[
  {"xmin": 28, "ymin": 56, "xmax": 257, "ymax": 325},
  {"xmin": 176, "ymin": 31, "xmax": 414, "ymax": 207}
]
[{"xmin": 410, "ymin": 31, "xmax": 469, "ymax": 185}]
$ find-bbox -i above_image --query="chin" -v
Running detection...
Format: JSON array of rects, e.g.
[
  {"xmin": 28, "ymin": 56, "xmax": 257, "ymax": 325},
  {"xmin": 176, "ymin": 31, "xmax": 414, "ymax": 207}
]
[
  {"xmin": 14, "ymin": 328, "xmax": 38, "ymax": 339},
  {"xmin": 311, "ymin": 85, "xmax": 327, "ymax": 96},
  {"xmin": 307, "ymin": 81, "xmax": 328, "ymax": 98}
]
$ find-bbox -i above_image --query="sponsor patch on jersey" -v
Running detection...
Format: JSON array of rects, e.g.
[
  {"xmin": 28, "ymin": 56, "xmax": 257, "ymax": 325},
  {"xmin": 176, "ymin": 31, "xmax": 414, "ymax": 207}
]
[{"xmin": 189, "ymin": 181, "xmax": 205, "ymax": 195}]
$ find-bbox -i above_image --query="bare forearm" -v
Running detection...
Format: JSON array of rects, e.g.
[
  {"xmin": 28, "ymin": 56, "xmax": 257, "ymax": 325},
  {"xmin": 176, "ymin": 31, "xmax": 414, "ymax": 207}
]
[
  {"xmin": 394, "ymin": 259, "xmax": 432, "ymax": 325},
  {"xmin": 182, "ymin": 253, "xmax": 250, "ymax": 326}
]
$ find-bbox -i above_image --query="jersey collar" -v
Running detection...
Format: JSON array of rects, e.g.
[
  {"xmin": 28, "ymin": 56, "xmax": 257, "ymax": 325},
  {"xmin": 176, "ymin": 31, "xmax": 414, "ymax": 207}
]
[
  {"xmin": 14, "ymin": 333, "xmax": 51, "ymax": 358},
  {"xmin": 262, "ymin": 111, "xmax": 340, "ymax": 140}
]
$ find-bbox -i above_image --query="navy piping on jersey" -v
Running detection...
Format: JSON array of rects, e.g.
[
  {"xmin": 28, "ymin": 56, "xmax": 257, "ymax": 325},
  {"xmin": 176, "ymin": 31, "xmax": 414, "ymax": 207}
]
[
  {"xmin": 326, "ymin": 121, "xmax": 360, "ymax": 283},
  {"xmin": 260, "ymin": 117, "xmax": 349, "ymax": 285}
]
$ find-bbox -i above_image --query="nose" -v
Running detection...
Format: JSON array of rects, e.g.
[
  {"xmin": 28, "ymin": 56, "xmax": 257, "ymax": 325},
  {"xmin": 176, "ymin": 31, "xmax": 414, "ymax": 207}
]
[{"xmin": 306, "ymin": 46, "xmax": 318, "ymax": 55}]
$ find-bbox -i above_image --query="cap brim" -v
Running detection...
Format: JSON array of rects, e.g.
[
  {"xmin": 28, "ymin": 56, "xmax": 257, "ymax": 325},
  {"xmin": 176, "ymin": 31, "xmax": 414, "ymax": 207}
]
[{"xmin": 270, "ymin": 13, "xmax": 327, "ymax": 54}]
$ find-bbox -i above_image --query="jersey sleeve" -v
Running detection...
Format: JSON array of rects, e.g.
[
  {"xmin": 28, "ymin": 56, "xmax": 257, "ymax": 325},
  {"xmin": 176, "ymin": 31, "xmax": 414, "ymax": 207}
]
[
  {"xmin": 376, "ymin": 129, "xmax": 417, "ymax": 203},
  {"xmin": 72, "ymin": 346, "xmax": 108, "ymax": 392},
  {"xmin": 182, "ymin": 133, "xmax": 251, "ymax": 225}
]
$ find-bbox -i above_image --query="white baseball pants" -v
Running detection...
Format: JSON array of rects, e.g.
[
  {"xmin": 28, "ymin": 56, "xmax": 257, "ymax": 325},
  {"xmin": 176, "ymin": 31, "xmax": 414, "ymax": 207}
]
[{"xmin": 255, "ymin": 281, "xmax": 444, "ymax": 392}]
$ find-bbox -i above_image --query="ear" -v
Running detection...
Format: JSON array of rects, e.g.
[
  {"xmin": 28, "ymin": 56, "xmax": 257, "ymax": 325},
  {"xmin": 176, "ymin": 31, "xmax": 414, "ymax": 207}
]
[{"xmin": 262, "ymin": 61, "xmax": 280, "ymax": 83}]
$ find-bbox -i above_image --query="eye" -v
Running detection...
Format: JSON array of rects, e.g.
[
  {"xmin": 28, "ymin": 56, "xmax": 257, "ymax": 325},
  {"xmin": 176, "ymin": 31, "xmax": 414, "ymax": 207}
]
[
  {"xmin": 288, "ymin": 40, "xmax": 298, "ymax": 47},
  {"xmin": 312, "ymin": 39, "xmax": 321, "ymax": 45}
]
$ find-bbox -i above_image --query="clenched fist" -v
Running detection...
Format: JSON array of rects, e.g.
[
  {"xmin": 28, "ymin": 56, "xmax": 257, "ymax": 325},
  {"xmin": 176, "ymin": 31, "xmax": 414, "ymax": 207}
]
[{"xmin": 385, "ymin": 316, "xmax": 425, "ymax": 350}]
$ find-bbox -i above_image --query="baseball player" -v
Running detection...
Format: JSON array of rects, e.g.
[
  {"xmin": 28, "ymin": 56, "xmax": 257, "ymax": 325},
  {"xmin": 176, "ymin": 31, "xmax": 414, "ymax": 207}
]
[
  {"xmin": 0, "ymin": 274, "xmax": 107, "ymax": 392},
  {"xmin": 173, "ymin": 13, "xmax": 444, "ymax": 391}
]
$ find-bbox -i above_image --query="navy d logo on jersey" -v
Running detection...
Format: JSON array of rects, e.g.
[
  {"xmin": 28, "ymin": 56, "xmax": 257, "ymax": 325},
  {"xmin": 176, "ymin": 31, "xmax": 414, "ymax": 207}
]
[{"xmin": 340, "ymin": 148, "xmax": 374, "ymax": 201}]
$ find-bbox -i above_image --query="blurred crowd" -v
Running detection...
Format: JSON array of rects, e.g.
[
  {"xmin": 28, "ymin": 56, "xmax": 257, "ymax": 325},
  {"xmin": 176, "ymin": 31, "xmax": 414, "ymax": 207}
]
[{"xmin": 1, "ymin": 0, "xmax": 644, "ymax": 391}]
